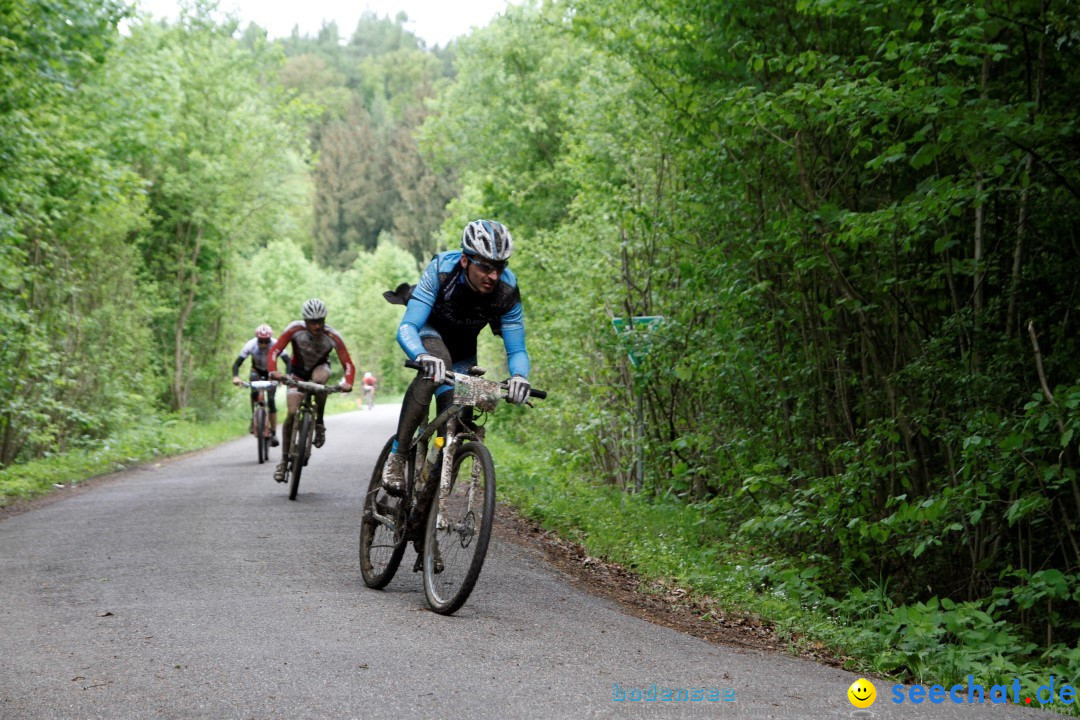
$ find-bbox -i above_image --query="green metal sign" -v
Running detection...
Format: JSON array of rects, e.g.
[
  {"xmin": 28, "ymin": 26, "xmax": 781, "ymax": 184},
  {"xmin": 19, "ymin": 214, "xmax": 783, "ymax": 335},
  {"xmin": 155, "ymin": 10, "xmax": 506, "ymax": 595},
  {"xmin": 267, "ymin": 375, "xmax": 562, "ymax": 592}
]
[{"xmin": 611, "ymin": 315, "xmax": 663, "ymax": 367}]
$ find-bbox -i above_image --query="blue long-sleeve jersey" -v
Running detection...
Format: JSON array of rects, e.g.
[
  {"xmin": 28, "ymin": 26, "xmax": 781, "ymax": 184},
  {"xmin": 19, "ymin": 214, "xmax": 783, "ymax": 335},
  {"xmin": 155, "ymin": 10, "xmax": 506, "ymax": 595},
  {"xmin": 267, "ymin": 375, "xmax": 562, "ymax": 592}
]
[{"xmin": 397, "ymin": 250, "xmax": 530, "ymax": 378}]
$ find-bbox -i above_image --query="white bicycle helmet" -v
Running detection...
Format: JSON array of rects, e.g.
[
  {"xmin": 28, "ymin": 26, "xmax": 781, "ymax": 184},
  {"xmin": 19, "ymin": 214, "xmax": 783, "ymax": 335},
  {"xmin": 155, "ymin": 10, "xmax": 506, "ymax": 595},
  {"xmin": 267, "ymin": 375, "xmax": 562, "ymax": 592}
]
[
  {"xmin": 461, "ymin": 220, "xmax": 513, "ymax": 262},
  {"xmin": 255, "ymin": 324, "xmax": 272, "ymax": 339},
  {"xmin": 302, "ymin": 298, "xmax": 327, "ymax": 320}
]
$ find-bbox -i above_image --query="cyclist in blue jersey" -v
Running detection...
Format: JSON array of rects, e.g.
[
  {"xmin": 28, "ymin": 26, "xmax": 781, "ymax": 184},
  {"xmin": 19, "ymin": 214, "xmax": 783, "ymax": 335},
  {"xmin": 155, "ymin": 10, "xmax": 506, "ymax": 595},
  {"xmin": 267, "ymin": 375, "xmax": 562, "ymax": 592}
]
[{"xmin": 382, "ymin": 219, "xmax": 532, "ymax": 499}]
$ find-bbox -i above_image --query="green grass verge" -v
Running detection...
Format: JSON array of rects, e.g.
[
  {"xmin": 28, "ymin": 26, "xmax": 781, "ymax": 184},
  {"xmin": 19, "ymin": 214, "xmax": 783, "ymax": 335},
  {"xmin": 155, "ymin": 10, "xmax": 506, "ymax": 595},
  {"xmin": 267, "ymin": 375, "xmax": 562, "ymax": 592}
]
[
  {"xmin": 0, "ymin": 393, "xmax": 375, "ymax": 509},
  {"xmin": 489, "ymin": 435, "xmax": 1080, "ymax": 713},
  {"xmin": 0, "ymin": 415, "xmax": 244, "ymax": 507},
  {"xmin": 488, "ymin": 434, "xmax": 785, "ymax": 616}
]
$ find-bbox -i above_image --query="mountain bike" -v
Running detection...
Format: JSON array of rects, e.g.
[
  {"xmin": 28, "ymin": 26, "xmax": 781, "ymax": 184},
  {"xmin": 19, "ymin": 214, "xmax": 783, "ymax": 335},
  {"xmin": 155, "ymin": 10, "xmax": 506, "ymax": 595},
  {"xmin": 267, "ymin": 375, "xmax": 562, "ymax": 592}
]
[
  {"xmin": 242, "ymin": 379, "xmax": 278, "ymax": 464},
  {"xmin": 359, "ymin": 360, "xmax": 546, "ymax": 615},
  {"xmin": 280, "ymin": 376, "xmax": 344, "ymax": 501}
]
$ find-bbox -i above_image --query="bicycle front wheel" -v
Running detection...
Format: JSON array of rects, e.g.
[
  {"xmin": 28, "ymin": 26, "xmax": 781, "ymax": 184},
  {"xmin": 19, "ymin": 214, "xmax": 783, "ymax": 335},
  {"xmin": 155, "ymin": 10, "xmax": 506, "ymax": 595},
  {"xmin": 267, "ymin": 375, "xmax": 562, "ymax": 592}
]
[
  {"xmin": 359, "ymin": 436, "xmax": 406, "ymax": 587},
  {"xmin": 255, "ymin": 407, "xmax": 267, "ymax": 464},
  {"xmin": 289, "ymin": 413, "xmax": 310, "ymax": 501},
  {"xmin": 423, "ymin": 441, "xmax": 495, "ymax": 615}
]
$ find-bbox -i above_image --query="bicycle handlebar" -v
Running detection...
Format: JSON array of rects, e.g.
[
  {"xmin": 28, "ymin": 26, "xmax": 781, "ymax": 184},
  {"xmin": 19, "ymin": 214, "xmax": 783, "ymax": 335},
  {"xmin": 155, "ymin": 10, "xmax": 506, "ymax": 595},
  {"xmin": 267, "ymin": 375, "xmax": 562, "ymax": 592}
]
[
  {"xmin": 278, "ymin": 376, "xmax": 347, "ymax": 395},
  {"xmin": 404, "ymin": 359, "xmax": 547, "ymax": 400},
  {"xmin": 242, "ymin": 380, "xmax": 278, "ymax": 390}
]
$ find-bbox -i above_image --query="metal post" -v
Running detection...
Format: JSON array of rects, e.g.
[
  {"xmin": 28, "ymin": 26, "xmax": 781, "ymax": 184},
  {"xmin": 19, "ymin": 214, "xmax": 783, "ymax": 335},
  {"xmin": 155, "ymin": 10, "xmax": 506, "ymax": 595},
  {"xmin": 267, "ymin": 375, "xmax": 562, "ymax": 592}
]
[{"xmin": 635, "ymin": 384, "xmax": 644, "ymax": 493}]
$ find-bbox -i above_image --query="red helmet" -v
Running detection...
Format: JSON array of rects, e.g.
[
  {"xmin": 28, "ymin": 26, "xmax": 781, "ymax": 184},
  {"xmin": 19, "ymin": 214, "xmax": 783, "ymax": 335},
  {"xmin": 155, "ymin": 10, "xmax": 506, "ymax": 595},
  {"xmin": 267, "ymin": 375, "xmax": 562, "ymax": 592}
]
[{"xmin": 256, "ymin": 324, "xmax": 272, "ymax": 339}]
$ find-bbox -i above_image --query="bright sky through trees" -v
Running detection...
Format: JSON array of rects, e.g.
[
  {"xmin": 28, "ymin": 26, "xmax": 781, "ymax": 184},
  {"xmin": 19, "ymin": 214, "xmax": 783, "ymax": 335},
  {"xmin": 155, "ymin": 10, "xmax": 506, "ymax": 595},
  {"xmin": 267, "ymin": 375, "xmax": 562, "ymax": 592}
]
[{"xmin": 132, "ymin": 0, "xmax": 509, "ymax": 47}]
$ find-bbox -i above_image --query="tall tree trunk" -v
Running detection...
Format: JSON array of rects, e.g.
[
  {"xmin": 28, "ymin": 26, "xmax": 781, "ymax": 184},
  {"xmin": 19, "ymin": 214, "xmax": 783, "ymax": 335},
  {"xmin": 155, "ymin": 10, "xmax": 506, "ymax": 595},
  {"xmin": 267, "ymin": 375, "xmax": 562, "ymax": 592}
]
[
  {"xmin": 1006, "ymin": 3, "xmax": 1045, "ymax": 336},
  {"xmin": 171, "ymin": 224, "xmax": 204, "ymax": 411},
  {"xmin": 1, "ymin": 413, "xmax": 15, "ymax": 466},
  {"xmin": 972, "ymin": 54, "xmax": 990, "ymax": 371}
]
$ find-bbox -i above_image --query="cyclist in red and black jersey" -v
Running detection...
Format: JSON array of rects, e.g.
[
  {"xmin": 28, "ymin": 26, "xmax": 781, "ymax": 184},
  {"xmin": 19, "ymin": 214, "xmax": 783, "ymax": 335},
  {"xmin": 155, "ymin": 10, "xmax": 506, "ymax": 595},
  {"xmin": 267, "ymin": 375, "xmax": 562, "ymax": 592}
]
[{"xmin": 268, "ymin": 298, "xmax": 356, "ymax": 483}]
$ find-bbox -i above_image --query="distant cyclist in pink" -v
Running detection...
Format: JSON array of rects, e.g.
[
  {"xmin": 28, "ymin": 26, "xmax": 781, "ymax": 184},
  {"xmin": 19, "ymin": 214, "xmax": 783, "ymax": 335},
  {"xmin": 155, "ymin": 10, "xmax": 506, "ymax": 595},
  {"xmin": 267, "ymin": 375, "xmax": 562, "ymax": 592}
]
[
  {"xmin": 361, "ymin": 371, "xmax": 377, "ymax": 410},
  {"xmin": 268, "ymin": 298, "xmax": 356, "ymax": 483}
]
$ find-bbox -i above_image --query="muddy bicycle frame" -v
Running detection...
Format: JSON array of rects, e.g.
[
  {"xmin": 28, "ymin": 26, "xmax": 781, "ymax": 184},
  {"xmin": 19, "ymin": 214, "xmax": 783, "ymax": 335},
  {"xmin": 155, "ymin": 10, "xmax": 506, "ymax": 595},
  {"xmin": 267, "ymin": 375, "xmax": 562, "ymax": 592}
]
[
  {"xmin": 361, "ymin": 361, "xmax": 546, "ymax": 614},
  {"xmin": 368, "ymin": 370, "xmax": 502, "ymax": 536}
]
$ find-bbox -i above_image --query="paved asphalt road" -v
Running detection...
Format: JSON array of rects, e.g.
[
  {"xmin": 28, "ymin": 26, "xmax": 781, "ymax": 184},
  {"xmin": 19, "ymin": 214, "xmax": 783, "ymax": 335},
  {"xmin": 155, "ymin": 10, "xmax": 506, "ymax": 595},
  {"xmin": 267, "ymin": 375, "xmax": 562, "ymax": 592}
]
[{"xmin": 0, "ymin": 406, "xmax": 1051, "ymax": 719}]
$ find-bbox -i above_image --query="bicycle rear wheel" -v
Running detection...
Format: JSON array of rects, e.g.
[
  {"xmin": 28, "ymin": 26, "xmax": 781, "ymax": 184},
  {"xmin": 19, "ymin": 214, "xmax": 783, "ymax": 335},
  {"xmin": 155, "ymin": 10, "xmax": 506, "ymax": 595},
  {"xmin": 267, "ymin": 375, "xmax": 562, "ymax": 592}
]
[
  {"xmin": 423, "ymin": 441, "xmax": 495, "ymax": 615},
  {"xmin": 255, "ymin": 406, "xmax": 267, "ymax": 464},
  {"xmin": 359, "ymin": 436, "xmax": 407, "ymax": 587},
  {"xmin": 289, "ymin": 413, "xmax": 310, "ymax": 501}
]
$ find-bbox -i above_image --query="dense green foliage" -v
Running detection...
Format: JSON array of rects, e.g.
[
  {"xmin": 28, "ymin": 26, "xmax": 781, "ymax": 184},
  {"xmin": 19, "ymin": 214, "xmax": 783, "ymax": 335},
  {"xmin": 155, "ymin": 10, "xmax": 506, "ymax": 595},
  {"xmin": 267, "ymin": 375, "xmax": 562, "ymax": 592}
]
[
  {"xmin": 0, "ymin": 0, "xmax": 441, "ymax": 470},
  {"xmin": 420, "ymin": 0, "xmax": 1080, "ymax": 690},
  {"xmin": 1, "ymin": 0, "xmax": 152, "ymax": 463},
  {"xmin": 4, "ymin": 0, "xmax": 1080, "ymax": 694},
  {"xmin": 279, "ymin": 13, "xmax": 458, "ymax": 265}
]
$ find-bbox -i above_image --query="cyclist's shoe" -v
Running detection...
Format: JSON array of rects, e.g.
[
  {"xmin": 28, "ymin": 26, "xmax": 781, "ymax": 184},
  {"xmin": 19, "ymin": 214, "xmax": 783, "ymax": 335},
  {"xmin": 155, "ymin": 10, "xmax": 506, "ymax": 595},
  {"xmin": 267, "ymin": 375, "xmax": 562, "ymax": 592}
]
[
  {"xmin": 273, "ymin": 460, "xmax": 287, "ymax": 483},
  {"xmin": 313, "ymin": 423, "xmax": 326, "ymax": 448},
  {"xmin": 381, "ymin": 452, "xmax": 407, "ymax": 496},
  {"xmin": 269, "ymin": 433, "xmax": 280, "ymax": 447}
]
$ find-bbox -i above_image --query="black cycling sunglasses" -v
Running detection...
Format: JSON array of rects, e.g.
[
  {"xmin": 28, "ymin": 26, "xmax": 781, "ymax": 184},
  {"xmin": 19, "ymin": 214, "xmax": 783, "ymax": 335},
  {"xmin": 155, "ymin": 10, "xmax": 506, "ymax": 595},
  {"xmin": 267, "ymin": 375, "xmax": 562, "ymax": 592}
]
[{"xmin": 467, "ymin": 256, "xmax": 506, "ymax": 275}]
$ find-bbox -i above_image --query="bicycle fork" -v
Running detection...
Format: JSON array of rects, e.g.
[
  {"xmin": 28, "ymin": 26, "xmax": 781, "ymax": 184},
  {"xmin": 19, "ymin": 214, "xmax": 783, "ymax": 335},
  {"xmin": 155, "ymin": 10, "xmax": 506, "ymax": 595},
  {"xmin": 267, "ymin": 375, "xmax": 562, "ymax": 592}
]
[{"xmin": 434, "ymin": 425, "xmax": 480, "ymax": 536}]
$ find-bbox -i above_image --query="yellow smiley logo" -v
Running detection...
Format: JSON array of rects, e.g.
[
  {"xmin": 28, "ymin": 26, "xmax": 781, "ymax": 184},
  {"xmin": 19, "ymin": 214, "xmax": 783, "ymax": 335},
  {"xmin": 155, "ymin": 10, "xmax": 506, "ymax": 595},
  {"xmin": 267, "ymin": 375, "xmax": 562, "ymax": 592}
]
[{"xmin": 847, "ymin": 678, "xmax": 876, "ymax": 708}]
